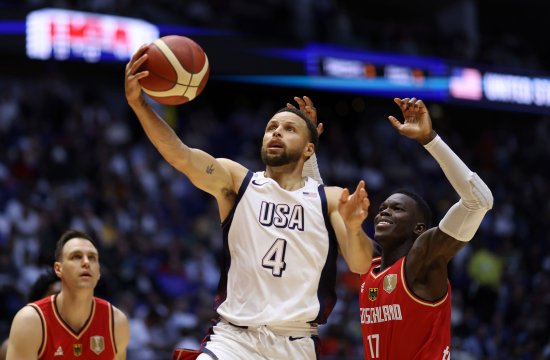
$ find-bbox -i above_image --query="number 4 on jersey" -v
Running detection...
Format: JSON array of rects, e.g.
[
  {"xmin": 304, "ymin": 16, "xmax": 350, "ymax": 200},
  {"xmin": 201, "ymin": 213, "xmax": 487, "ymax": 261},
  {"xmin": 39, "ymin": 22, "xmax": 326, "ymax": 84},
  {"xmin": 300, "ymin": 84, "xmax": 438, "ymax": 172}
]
[{"xmin": 262, "ymin": 238, "xmax": 287, "ymax": 277}]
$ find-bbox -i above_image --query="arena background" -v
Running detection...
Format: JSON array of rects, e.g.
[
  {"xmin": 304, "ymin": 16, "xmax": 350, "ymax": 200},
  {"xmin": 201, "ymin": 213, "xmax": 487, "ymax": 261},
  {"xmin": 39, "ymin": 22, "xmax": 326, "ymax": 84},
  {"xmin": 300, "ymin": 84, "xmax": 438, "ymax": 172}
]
[{"xmin": 0, "ymin": 1, "xmax": 549, "ymax": 359}]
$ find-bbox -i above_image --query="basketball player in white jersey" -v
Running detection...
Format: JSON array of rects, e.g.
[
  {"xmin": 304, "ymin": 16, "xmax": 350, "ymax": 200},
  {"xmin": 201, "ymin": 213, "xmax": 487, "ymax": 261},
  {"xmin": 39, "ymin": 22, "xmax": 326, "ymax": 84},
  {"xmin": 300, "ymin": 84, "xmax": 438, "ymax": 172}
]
[{"xmin": 125, "ymin": 45, "xmax": 373, "ymax": 360}]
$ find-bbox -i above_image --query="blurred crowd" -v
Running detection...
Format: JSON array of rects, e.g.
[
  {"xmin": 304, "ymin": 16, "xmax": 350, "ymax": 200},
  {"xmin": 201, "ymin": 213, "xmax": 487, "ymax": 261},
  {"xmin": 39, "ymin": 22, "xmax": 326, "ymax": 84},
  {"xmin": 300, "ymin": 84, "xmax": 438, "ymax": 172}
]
[{"xmin": 0, "ymin": 1, "xmax": 550, "ymax": 359}]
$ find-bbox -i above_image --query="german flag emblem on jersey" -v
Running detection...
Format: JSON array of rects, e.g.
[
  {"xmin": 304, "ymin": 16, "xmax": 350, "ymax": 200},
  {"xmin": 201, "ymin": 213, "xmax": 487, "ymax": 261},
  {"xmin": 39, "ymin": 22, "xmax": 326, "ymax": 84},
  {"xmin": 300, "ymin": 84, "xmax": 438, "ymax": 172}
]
[
  {"xmin": 73, "ymin": 343, "xmax": 82, "ymax": 356},
  {"xmin": 368, "ymin": 288, "xmax": 378, "ymax": 301}
]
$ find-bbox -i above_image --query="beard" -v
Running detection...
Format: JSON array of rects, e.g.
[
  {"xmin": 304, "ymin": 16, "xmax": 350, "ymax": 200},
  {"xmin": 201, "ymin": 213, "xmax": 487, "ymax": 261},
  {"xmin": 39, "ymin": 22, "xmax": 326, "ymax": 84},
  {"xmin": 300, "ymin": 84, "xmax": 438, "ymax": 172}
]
[{"xmin": 261, "ymin": 147, "xmax": 301, "ymax": 167}]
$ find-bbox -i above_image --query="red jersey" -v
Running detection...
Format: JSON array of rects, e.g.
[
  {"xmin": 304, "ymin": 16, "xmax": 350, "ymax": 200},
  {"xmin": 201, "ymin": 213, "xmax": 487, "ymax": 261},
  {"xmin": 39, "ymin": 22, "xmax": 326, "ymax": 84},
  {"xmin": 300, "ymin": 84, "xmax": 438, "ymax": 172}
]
[
  {"xmin": 359, "ymin": 257, "xmax": 451, "ymax": 360},
  {"xmin": 30, "ymin": 295, "xmax": 117, "ymax": 359}
]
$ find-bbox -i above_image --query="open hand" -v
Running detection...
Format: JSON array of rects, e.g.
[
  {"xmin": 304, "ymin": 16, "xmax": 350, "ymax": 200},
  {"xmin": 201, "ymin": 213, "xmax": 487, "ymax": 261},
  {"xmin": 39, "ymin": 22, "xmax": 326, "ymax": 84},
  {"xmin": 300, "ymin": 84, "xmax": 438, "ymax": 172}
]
[
  {"xmin": 338, "ymin": 180, "xmax": 370, "ymax": 232},
  {"xmin": 125, "ymin": 44, "xmax": 151, "ymax": 107},
  {"xmin": 388, "ymin": 97, "xmax": 436, "ymax": 145},
  {"xmin": 287, "ymin": 96, "xmax": 324, "ymax": 137}
]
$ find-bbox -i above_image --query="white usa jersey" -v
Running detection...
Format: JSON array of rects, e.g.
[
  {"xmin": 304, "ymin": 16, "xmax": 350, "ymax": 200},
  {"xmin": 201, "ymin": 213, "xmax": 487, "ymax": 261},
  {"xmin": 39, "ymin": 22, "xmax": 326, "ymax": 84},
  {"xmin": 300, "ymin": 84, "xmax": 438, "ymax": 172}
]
[{"xmin": 215, "ymin": 171, "xmax": 338, "ymax": 327}]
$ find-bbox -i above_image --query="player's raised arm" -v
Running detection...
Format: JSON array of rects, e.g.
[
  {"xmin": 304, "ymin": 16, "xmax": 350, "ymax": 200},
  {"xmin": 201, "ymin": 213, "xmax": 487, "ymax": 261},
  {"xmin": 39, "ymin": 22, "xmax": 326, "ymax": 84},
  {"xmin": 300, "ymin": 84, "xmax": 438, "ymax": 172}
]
[
  {"xmin": 326, "ymin": 182, "xmax": 373, "ymax": 274},
  {"xmin": 287, "ymin": 96, "xmax": 324, "ymax": 184},
  {"xmin": 389, "ymin": 97, "xmax": 493, "ymax": 244},
  {"xmin": 390, "ymin": 97, "xmax": 493, "ymax": 297},
  {"xmin": 125, "ymin": 45, "xmax": 240, "ymax": 210}
]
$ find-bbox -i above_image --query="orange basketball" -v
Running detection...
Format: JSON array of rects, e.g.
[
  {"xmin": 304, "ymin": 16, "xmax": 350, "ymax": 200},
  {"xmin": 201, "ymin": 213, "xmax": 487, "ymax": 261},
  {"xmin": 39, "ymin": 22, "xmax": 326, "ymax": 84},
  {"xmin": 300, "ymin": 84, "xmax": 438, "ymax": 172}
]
[{"xmin": 138, "ymin": 35, "xmax": 210, "ymax": 105}]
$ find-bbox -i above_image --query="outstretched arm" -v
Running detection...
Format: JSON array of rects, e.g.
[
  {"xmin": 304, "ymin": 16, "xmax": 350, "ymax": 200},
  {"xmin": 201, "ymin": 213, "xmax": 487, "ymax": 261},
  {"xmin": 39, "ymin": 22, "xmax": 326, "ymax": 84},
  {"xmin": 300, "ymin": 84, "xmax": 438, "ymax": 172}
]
[
  {"xmin": 125, "ymin": 45, "xmax": 245, "ymax": 217},
  {"xmin": 389, "ymin": 97, "xmax": 493, "ymax": 299},
  {"xmin": 327, "ymin": 181, "xmax": 373, "ymax": 274},
  {"xmin": 389, "ymin": 97, "xmax": 493, "ymax": 244}
]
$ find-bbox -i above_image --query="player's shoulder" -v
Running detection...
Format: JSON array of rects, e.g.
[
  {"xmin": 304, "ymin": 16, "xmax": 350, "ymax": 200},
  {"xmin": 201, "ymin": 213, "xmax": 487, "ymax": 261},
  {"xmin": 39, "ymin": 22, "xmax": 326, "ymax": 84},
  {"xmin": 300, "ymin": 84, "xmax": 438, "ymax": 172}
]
[
  {"xmin": 12, "ymin": 304, "xmax": 42, "ymax": 327},
  {"xmin": 111, "ymin": 305, "xmax": 131, "ymax": 349},
  {"xmin": 323, "ymin": 185, "xmax": 344, "ymax": 196},
  {"xmin": 111, "ymin": 305, "xmax": 129, "ymax": 322},
  {"xmin": 7, "ymin": 305, "xmax": 43, "ymax": 356},
  {"xmin": 217, "ymin": 157, "xmax": 246, "ymax": 170},
  {"xmin": 218, "ymin": 158, "xmax": 248, "ymax": 181},
  {"xmin": 323, "ymin": 186, "xmax": 344, "ymax": 209}
]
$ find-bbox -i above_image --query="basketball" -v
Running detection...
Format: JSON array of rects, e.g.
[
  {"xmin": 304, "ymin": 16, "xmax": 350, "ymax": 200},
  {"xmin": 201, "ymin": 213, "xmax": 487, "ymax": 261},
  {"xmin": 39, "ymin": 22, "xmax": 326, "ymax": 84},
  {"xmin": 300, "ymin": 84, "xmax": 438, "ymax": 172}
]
[{"xmin": 137, "ymin": 35, "xmax": 210, "ymax": 105}]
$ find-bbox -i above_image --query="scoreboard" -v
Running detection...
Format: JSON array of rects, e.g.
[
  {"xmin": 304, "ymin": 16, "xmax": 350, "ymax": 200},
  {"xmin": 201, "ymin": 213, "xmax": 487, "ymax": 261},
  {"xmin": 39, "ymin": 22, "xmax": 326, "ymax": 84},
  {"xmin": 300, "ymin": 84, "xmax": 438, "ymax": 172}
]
[{"xmin": 1, "ymin": 8, "xmax": 550, "ymax": 115}]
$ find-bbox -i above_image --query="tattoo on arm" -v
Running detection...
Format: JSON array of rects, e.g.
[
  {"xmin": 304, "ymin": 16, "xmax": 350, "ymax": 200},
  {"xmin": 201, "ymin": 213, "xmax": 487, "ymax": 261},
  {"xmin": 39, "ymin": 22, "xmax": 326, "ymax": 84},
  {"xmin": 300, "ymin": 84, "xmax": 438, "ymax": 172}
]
[{"xmin": 206, "ymin": 164, "xmax": 214, "ymax": 174}]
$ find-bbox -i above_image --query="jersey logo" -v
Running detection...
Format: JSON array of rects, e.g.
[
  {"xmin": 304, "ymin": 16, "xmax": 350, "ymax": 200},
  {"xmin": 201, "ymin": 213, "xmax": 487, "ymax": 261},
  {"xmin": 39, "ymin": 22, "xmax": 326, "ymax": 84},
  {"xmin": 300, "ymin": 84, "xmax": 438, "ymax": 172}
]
[
  {"xmin": 54, "ymin": 346, "xmax": 64, "ymax": 356},
  {"xmin": 259, "ymin": 201, "xmax": 304, "ymax": 230},
  {"xmin": 368, "ymin": 288, "xmax": 378, "ymax": 301},
  {"xmin": 252, "ymin": 179, "xmax": 269, "ymax": 186},
  {"xmin": 73, "ymin": 343, "xmax": 82, "ymax": 356},
  {"xmin": 383, "ymin": 274, "xmax": 397, "ymax": 294},
  {"xmin": 360, "ymin": 282, "xmax": 365, "ymax": 293},
  {"xmin": 90, "ymin": 336, "xmax": 105, "ymax": 355},
  {"xmin": 289, "ymin": 336, "xmax": 304, "ymax": 341}
]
